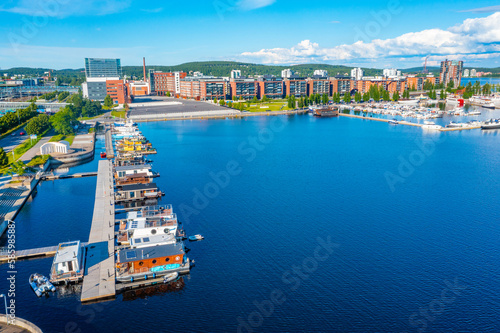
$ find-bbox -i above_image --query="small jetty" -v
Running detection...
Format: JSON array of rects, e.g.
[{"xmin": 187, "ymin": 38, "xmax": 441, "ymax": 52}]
[
  {"xmin": 80, "ymin": 160, "xmax": 116, "ymax": 303},
  {"xmin": 41, "ymin": 172, "xmax": 97, "ymax": 181}
]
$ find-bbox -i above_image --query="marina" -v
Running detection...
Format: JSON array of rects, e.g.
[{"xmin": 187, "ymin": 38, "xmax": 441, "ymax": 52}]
[{"xmin": 0, "ymin": 120, "xmax": 196, "ymax": 306}]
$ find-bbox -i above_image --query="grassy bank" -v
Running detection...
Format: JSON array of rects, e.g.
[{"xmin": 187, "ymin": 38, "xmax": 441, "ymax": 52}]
[
  {"xmin": 111, "ymin": 110, "xmax": 127, "ymax": 119},
  {"xmin": 50, "ymin": 134, "xmax": 75, "ymax": 145},
  {"xmin": 243, "ymin": 101, "xmax": 292, "ymax": 112}
]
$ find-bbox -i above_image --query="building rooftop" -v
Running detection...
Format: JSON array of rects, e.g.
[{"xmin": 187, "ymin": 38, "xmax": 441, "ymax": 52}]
[
  {"xmin": 115, "ymin": 164, "xmax": 152, "ymax": 172},
  {"xmin": 118, "ymin": 242, "xmax": 184, "ymax": 263},
  {"xmin": 53, "ymin": 241, "xmax": 81, "ymax": 264},
  {"xmin": 117, "ymin": 183, "xmax": 158, "ymax": 192}
]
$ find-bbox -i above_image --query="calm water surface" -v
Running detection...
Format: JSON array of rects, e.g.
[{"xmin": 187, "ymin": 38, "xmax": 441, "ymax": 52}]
[{"xmin": 2, "ymin": 114, "xmax": 500, "ymax": 333}]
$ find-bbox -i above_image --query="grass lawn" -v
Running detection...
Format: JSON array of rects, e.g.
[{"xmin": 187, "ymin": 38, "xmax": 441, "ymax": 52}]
[
  {"xmin": 243, "ymin": 101, "xmax": 292, "ymax": 112},
  {"xmin": 50, "ymin": 134, "xmax": 75, "ymax": 145},
  {"xmin": 78, "ymin": 114, "xmax": 104, "ymax": 121},
  {"xmin": 111, "ymin": 110, "xmax": 126, "ymax": 119}
]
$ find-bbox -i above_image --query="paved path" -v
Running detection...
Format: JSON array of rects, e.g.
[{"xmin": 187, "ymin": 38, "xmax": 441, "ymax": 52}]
[{"xmin": 19, "ymin": 132, "xmax": 54, "ymax": 163}]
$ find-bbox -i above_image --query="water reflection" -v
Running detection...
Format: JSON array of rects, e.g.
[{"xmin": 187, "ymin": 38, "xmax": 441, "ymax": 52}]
[{"xmin": 121, "ymin": 277, "xmax": 186, "ymax": 302}]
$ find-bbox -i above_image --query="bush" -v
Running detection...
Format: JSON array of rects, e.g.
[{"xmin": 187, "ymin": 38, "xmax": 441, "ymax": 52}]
[{"xmin": 26, "ymin": 114, "xmax": 51, "ymax": 135}]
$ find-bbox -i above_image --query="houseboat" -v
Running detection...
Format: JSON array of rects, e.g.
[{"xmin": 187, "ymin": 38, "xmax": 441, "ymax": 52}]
[
  {"xmin": 114, "ymin": 154, "xmax": 152, "ymax": 167},
  {"xmin": 115, "ymin": 183, "xmax": 164, "ymax": 203},
  {"xmin": 49, "ymin": 241, "xmax": 85, "ymax": 285},
  {"xmin": 117, "ymin": 212, "xmax": 179, "ymax": 246},
  {"xmin": 312, "ymin": 106, "xmax": 339, "ymax": 117},
  {"xmin": 116, "ymin": 243, "xmax": 191, "ymax": 283},
  {"xmin": 115, "ymin": 165, "xmax": 159, "ymax": 186}
]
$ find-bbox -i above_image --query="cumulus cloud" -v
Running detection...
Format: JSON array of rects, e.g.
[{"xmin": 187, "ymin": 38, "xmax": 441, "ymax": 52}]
[
  {"xmin": 0, "ymin": 0, "xmax": 132, "ymax": 17},
  {"xmin": 237, "ymin": 0, "xmax": 276, "ymax": 11},
  {"xmin": 240, "ymin": 12, "xmax": 500, "ymax": 65}
]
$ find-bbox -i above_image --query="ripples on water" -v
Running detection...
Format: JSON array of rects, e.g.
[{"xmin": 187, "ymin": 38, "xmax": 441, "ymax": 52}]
[{"xmin": 2, "ymin": 115, "xmax": 500, "ymax": 332}]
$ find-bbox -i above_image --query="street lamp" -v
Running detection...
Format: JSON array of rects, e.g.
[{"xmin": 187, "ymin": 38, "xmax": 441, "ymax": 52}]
[{"xmin": 0, "ymin": 294, "xmax": 7, "ymax": 324}]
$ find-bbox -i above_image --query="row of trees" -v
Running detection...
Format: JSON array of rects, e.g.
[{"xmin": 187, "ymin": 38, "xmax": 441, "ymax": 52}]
[{"xmin": 0, "ymin": 103, "xmax": 38, "ymax": 134}]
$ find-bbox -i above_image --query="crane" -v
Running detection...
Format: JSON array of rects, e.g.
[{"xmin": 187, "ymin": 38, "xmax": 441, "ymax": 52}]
[{"xmin": 423, "ymin": 56, "xmax": 430, "ymax": 74}]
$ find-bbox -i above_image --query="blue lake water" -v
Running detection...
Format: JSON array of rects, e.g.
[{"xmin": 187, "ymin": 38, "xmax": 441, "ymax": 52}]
[
  {"xmin": 461, "ymin": 77, "xmax": 500, "ymax": 87},
  {"xmin": 2, "ymin": 114, "xmax": 500, "ymax": 332}
]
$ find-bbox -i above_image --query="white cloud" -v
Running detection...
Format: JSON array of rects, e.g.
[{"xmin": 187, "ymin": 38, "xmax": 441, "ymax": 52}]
[
  {"xmin": 240, "ymin": 12, "xmax": 500, "ymax": 66},
  {"xmin": 237, "ymin": 0, "xmax": 276, "ymax": 11},
  {"xmin": 0, "ymin": 0, "xmax": 132, "ymax": 17},
  {"xmin": 459, "ymin": 6, "xmax": 500, "ymax": 13}
]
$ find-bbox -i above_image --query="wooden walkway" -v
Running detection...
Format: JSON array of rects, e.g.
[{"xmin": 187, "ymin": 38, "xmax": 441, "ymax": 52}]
[
  {"xmin": 42, "ymin": 172, "xmax": 97, "ymax": 180},
  {"xmin": 105, "ymin": 130, "xmax": 114, "ymax": 159},
  {"xmin": 81, "ymin": 160, "xmax": 116, "ymax": 303},
  {"xmin": 0, "ymin": 243, "xmax": 89, "ymax": 263}
]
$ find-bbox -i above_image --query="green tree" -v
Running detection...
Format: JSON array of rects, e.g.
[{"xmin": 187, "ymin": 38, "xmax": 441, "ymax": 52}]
[
  {"xmin": 219, "ymin": 99, "xmax": 226, "ymax": 106},
  {"xmin": 252, "ymin": 96, "xmax": 258, "ymax": 103},
  {"xmin": 57, "ymin": 91, "xmax": 70, "ymax": 101},
  {"xmin": 322, "ymin": 93, "xmax": 329, "ymax": 105},
  {"xmin": 166, "ymin": 92, "xmax": 171, "ymax": 97},
  {"xmin": 103, "ymin": 95, "xmax": 114, "ymax": 109},
  {"xmin": 362, "ymin": 92, "xmax": 370, "ymax": 102},
  {"xmin": 3, "ymin": 161, "xmax": 35, "ymax": 176},
  {"xmin": 354, "ymin": 92, "xmax": 361, "ymax": 103},
  {"xmin": 50, "ymin": 109, "xmax": 76, "ymax": 135},
  {"xmin": 343, "ymin": 93, "xmax": 351, "ymax": 104},
  {"xmin": 392, "ymin": 91, "xmax": 400, "ymax": 102},
  {"xmin": 26, "ymin": 114, "xmax": 51, "ymax": 135},
  {"xmin": 298, "ymin": 98, "xmax": 304, "ymax": 108},
  {"xmin": 0, "ymin": 147, "xmax": 8, "ymax": 167}
]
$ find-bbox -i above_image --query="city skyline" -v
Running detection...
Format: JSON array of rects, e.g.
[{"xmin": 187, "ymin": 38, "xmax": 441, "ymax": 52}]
[{"xmin": 0, "ymin": 0, "xmax": 499, "ymax": 69}]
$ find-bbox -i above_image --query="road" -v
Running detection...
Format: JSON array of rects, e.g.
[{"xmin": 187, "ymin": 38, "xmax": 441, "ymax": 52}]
[{"xmin": 0, "ymin": 127, "xmax": 28, "ymax": 153}]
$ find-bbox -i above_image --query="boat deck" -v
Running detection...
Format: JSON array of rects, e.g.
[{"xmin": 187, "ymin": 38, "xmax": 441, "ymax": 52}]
[{"xmin": 81, "ymin": 160, "xmax": 116, "ymax": 303}]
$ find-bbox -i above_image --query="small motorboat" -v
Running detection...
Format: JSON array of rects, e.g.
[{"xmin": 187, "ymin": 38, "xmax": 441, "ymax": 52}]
[
  {"xmin": 188, "ymin": 234, "xmax": 204, "ymax": 242},
  {"xmin": 100, "ymin": 152, "xmax": 107, "ymax": 158},
  {"xmin": 163, "ymin": 272, "xmax": 179, "ymax": 284},
  {"xmin": 481, "ymin": 119, "xmax": 500, "ymax": 130},
  {"xmin": 29, "ymin": 273, "xmax": 56, "ymax": 297},
  {"xmin": 388, "ymin": 119, "xmax": 399, "ymax": 125}
]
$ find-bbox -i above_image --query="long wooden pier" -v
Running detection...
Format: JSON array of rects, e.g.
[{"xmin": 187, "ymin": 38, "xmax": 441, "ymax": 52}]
[
  {"xmin": 105, "ymin": 130, "xmax": 114, "ymax": 159},
  {"xmin": 80, "ymin": 160, "xmax": 116, "ymax": 303}
]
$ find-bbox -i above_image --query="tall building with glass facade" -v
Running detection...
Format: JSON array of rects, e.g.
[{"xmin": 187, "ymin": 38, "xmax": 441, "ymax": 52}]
[{"xmin": 84, "ymin": 58, "xmax": 122, "ymax": 78}]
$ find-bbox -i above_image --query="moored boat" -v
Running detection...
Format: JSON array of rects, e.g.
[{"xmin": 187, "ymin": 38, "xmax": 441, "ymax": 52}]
[
  {"xmin": 388, "ymin": 119, "xmax": 399, "ymax": 125},
  {"xmin": 189, "ymin": 234, "xmax": 204, "ymax": 241},
  {"xmin": 29, "ymin": 273, "xmax": 56, "ymax": 297},
  {"xmin": 481, "ymin": 119, "xmax": 500, "ymax": 130},
  {"xmin": 163, "ymin": 272, "xmax": 179, "ymax": 284}
]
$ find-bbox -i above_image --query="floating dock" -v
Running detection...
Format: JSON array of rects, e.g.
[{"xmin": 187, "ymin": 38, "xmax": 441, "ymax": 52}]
[
  {"xmin": 42, "ymin": 172, "xmax": 97, "ymax": 181},
  {"xmin": 0, "ymin": 243, "xmax": 89, "ymax": 263},
  {"xmin": 80, "ymin": 160, "xmax": 116, "ymax": 303},
  {"xmin": 105, "ymin": 129, "xmax": 115, "ymax": 159}
]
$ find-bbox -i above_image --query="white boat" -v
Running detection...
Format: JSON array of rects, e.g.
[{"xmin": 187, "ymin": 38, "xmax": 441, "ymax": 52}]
[
  {"xmin": 29, "ymin": 273, "xmax": 56, "ymax": 297},
  {"xmin": 388, "ymin": 119, "xmax": 399, "ymax": 125},
  {"xmin": 163, "ymin": 272, "xmax": 179, "ymax": 283},
  {"xmin": 189, "ymin": 234, "xmax": 204, "ymax": 241},
  {"xmin": 423, "ymin": 121, "xmax": 435, "ymax": 125},
  {"xmin": 422, "ymin": 124, "xmax": 442, "ymax": 130},
  {"xmin": 446, "ymin": 122, "xmax": 467, "ymax": 128},
  {"xmin": 468, "ymin": 111, "xmax": 481, "ymax": 116},
  {"xmin": 481, "ymin": 119, "xmax": 500, "ymax": 130},
  {"xmin": 483, "ymin": 102, "xmax": 495, "ymax": 110}
]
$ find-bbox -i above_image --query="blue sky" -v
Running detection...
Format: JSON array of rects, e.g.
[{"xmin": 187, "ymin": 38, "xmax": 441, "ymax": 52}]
[{"xmin": 0, "ymin": 0, "xmax": 499, "ymax": 69}]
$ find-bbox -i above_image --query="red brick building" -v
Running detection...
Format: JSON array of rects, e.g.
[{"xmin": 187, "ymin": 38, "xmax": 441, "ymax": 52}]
[{"xmin": 106, "ymin": 80, "xmax": 130, "ymax": 104}]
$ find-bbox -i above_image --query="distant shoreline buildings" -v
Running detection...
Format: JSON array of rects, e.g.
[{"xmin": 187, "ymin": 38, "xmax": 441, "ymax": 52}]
[{"xmin": 1, "ymin": 57, "xmax": 473, "ymax": 104}]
